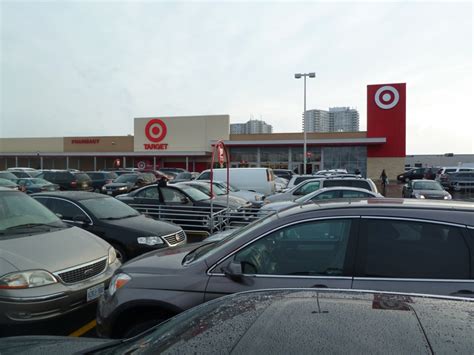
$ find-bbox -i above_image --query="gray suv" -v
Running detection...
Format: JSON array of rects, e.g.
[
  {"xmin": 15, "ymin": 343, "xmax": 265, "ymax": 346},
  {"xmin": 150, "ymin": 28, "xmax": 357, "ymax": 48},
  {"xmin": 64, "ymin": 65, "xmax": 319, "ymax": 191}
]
[
  {"xmin": 97, "ymin": 198, "xmax": 474, "ymax": 338},
  {"xmin": 0, "ymin": 188, "xmax": 121, "ymax": 327}
]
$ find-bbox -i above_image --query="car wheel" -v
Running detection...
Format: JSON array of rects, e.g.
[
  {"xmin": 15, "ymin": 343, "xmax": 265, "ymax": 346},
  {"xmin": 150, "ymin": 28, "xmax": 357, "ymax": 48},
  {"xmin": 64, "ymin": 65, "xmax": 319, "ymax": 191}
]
[
  {"xmin": 122, "ymin": 315, "xmax": 168, "ymax": 338},
  {"xmin": 111, "ymin": 244, "xmax": 127, "ymax": 263}
]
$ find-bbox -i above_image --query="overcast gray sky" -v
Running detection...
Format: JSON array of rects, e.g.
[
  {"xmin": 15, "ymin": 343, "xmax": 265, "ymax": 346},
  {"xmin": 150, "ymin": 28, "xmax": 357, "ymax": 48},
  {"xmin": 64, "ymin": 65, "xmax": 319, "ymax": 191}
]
[{"xmin": 1, "ymin": 0, "xmax": 472, "ymax": 154}]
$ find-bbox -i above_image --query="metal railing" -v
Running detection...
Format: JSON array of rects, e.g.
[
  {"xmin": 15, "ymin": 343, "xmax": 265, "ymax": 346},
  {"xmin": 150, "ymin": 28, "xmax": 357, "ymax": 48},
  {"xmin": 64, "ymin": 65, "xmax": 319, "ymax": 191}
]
[{"xmin": 128, "ymin": 204, "xmax": 272, "ymax": 236}]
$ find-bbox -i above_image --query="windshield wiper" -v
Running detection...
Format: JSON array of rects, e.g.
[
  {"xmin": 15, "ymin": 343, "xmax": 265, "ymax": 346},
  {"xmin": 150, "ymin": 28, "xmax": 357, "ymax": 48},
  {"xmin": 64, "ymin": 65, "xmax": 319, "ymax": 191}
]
[
  {"xmin": 5, "ymin": 223, "xmax": 63, "ymax": 230},
  {"xmin": 100, "ymin": 214, "xmax": 138, "ymax": 220}
]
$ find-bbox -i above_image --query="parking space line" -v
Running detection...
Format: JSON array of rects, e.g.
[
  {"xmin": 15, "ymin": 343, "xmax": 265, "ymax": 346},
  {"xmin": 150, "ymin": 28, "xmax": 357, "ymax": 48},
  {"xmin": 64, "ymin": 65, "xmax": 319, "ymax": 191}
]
[{"xmin": 69, "ymin": 320, "xmax": 96, "ymax": 337}]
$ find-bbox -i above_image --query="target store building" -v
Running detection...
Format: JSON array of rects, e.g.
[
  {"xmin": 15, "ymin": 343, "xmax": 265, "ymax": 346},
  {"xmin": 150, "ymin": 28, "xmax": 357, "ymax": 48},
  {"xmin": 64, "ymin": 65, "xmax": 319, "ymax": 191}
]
[{"xmin": 0, "ymin": 83, "xmax": 406, "ymax": 180}]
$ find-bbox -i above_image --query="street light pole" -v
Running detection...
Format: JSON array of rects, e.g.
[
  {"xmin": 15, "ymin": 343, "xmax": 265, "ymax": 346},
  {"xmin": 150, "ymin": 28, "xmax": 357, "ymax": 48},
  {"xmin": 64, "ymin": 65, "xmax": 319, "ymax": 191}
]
[{"xmin": 295, "ymin": 72, "xmax": 315, "ymax": 175}]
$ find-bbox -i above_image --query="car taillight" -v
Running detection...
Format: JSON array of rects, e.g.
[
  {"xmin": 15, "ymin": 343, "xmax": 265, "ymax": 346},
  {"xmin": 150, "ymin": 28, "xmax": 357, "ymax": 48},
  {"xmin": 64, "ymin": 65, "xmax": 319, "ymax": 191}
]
[{"xmin": 70, "ymin": 181, "xmax": 77, "ymax": 187}]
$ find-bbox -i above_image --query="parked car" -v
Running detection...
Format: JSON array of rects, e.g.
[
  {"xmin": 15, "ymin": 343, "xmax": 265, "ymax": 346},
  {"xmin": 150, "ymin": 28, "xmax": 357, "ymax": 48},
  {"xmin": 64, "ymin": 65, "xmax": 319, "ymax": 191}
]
[
  {"xmin": 286, "ymin": 174, "xmax": 322, "ymax": 190},
  {"xmin": 14, "ymin": 177, "xmax": 59, "ymax": 194},
  {"xmin": 0, "ymin": 178, "xmax": 20, "ymax": 190},
  {"xmin": 32, "ymin": 192, "xmax": 186, "ymax": 262},
  {"xmin": 0, "ymin": 187, "xmax": 120, "ymax": 328},
  {"xmin": 313, "ymin": 169, "xmax": 349, "ymax": 175},
  {"xmin": 197, "ymin": 168, "xmax": 276, "ymax": 195},
  {"xmin": 8, "ymin": 170, "xmax": 34, "ymax": 178},
  {"xmin": 262, "ymin": 187, "xmax": 383, "ymax": 212},
  {"xmin": 101, "ymin": 173, "xmax": 156, "ymax": 196},
  {"xmin": 265, "ymin": 176, "xmax": 378, "ymax": 204},
  {"xmin": 85, "ymin": 171, "xmax": 118, "ymax": 192},
  {"xmin": 0, "ymin": 171, "xmax": 19, "ymax": 182},
  {"xmin": 170, "ymin": 171, "xmax": 197, "ymax": 182},
  {"xmin": 158, "ymin": 168, "xmax": 188, "ymax": 176},
  {"xmin": 272, "ymin": 169, "xmax": 294, "ymax": 180},
  {"xmin": 2, "ymin": 289, "xmax": 472, "ymax": 353},
  {"xmin": 179, "ymin": 181, "xmax": 252, "ymax": 210},
  {"xmin": 402, "ymin": 179, "xmax": 452, "ymax": 200},
  {"xmin": 6, "ymin": 167, "xmax": 36, "ymax": 172},
  {"xmin": 274, "ymin": 177, "xmax": 289, "ymax": 191},
  {"xmin": 117, "ymin": 183, "xmax": 229, "ymax": 231},
  {"xmin": 96, "ymin": 198, "xmax": 474, "ymax": 337},
  {"xmin": 446, "ymin": 171, "xmax": 474, "ymax": 192},
  {"xmin": 36, "ymin": 170, "xmax": 93, "ymax": 191},
  {"xmin": 436, "ymin": 166, "xmax": 474, "ymax": 188},
  {"xmin": 204, "ymin": 180, "xmax": 265, "ymax": 208},
  {"xmin": 396, "ymin": 167, "xmax": 434, "ymax": 183}
]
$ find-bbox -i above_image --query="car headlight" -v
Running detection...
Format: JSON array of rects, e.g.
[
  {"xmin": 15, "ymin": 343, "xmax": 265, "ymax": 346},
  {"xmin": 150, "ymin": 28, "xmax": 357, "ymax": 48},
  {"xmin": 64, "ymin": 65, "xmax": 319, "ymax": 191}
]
[
  {"xmin": 414, "ymin": 193, "xmax": 425, "ymax": 199},
  {"xmin": 118, "ymin": 186, "xmax": 127, "ymax": 190},
  {"xmin": 444, "ymin": 194, "xmax": 452, "ymax": 200},
  {"xmin": 108, "ymin": 247, "xmax": 117, "ymax": 265},
  {"xmin": 101, "ymin": 186, "xmax": 106, "ymax": 190},
  {"xmin": 0, "ymin": 270, "xmax": 57, "ymax": 289},
  {"xmin": 137, "ymin": 236, "xmax": 164, "ymax": 246},
  {"xmin": 108, "ymin": 273, "xmax": 131, "ymax": 297}
]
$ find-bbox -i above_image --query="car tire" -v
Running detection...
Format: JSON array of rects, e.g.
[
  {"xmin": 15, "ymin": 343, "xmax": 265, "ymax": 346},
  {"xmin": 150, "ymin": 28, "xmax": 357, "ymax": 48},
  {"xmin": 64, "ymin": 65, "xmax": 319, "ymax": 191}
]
[{"xmin": 111, "ymin": 244, "xmax": 127, "ymax": 263}]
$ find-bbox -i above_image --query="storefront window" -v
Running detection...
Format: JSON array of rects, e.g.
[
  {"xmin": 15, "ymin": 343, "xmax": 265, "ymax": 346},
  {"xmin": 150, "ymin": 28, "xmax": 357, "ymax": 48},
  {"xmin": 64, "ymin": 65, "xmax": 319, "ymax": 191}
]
[
  {"xmin": 291, "ymin": 147, "xmax": 321, "ymax": 163},
  {"xmin": 260, "ymin": 147, "xmax": 289, "ymax": 162},
  {"xmin": 229, "ymin": 147, "xmax": 258, "ymax": 163},
  {"xmin": 322, "ymin": 146, "xmax": 367, "ymax": 176}
]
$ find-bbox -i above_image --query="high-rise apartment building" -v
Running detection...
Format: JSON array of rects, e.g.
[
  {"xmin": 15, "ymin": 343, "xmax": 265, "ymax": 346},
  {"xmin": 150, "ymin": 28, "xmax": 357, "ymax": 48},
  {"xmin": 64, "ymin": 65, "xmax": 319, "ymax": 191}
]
[
  {"xmin": 303, "ymin": 107, "xmax": 359, "ymax": 132},
  {"xmin": 230, "ymin": 119, "xmax": 273, "ymax": 134}
]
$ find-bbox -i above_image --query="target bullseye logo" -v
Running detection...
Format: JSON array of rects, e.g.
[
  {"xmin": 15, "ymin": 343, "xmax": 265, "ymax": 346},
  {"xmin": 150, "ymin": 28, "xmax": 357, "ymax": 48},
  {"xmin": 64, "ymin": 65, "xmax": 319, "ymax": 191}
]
[
  {"xmin": 145, "ymin": 119, "xmax": 167, "ymax": 143},
  {"xmin": 375, "ymin": 85, "xmax": 399, "ymax": 110}
]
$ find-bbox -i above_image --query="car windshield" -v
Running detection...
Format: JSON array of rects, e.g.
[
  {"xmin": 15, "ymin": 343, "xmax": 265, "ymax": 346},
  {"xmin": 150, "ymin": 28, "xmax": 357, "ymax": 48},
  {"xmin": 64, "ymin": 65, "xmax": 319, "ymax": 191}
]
[
  {"xmin": 413, "ymin": 181, "xmax": 444, "ymax": 191},
  {"xmin": 115, "ymin": 174, "xmax": 138, "ymax": 183},
  {"xmin": 178, "ymin": 186, "xmax": 211, "ymax": 201},
  {"xmin": 81, "ymin": 197, "xmax": 140, "ymax": 219},
  {"xmin": 31, "ymin": 178, "xmax": 51, "ymax": 185},
  {"xmin": 175, "ymin": 172, "xmax": 191, "ymax": 179},
  {"xmin": 0, "ymin": 178, "xmax": 17, "ymax": 187},
  {"xmin": 218, "ymin": 182, "xmax": 238, "ymax": 192},
  {"xmin": 0, "ymin": 192, "xmax": 65, "ymax": 236}
]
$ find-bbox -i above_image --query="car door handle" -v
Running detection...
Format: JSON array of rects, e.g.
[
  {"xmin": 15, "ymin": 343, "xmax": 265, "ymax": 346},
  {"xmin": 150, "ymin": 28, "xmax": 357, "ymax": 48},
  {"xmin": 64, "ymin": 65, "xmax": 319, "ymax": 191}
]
[{"xmin": 312, "ymin": 284, "xmax": 328, "ymax": 288}]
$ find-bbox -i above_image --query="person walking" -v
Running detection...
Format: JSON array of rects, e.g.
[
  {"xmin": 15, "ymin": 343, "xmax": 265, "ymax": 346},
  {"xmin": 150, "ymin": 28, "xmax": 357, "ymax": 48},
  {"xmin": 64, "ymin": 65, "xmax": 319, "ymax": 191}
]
[{"xmin": 380, "ymin": 169, "xmax": 388, "ymax": 196}]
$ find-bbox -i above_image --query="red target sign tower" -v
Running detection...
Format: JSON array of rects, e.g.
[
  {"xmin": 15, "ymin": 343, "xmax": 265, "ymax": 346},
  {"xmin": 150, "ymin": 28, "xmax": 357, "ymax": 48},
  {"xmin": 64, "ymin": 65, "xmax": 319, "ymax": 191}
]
[{"xmin": 145, "ymin": 119, "xmax": 167, "ymax": 142}]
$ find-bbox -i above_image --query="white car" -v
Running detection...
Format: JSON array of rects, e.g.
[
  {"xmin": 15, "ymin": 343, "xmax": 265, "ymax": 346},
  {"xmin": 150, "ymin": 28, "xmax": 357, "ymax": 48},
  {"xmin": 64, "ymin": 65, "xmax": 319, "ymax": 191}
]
[{"xmin": 262, "ymin": 187, "xmax": 383, "ymax": 212}]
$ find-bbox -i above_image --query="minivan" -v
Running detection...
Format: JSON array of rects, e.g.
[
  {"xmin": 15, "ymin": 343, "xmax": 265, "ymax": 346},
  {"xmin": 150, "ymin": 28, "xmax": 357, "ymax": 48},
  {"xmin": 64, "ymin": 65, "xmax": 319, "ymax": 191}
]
[{"xmin": 197, "ymin": 168, "xmax": 276, "ymax": 195}]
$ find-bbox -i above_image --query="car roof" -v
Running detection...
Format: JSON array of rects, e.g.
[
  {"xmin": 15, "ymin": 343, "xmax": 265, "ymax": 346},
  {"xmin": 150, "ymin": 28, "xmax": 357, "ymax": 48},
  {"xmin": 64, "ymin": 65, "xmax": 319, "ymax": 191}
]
[
  {"xmin": 31, "ymin": 191, "xmax": 108, "ymax": 201},
  {"xmin": 275, "ymin": 198, "xmax": 474, "ymax": 224},
  {"xmin": 124, "ymin": 288, "xmax": 472, "ymax": 354},
  {"xmin": 315, "ymin": 186, "xmax": 378, "ymax": 193}
]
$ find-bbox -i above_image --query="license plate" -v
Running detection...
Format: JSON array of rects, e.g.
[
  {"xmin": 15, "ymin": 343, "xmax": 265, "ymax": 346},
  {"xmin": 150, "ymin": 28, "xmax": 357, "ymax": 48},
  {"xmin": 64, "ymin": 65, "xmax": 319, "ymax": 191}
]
[
  {"xmin": 107, "ymin": 191, "xmax": 113, "ymax": 195},
  {"xmin": 87, "ymin": 283, "xmax": 104, "ymax": 302}
]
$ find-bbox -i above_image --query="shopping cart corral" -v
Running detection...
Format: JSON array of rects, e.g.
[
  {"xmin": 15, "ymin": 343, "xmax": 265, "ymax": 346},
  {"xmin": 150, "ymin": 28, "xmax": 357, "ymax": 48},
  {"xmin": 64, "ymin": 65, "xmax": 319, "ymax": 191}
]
[{"xmin": 128, "ymin": 204, "xmax": 271, "ymax": 236}]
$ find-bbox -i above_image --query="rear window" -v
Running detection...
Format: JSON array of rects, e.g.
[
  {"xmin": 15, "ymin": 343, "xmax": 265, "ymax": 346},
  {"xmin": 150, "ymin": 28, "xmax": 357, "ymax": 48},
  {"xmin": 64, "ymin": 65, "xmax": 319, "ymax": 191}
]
[
  {"xmin": 294, "ymin": 176, "xmax": 315, "ymax": 185},
  {"xmin": 74, "ymin": 173, "xmax": 92, "ymax": 182}
]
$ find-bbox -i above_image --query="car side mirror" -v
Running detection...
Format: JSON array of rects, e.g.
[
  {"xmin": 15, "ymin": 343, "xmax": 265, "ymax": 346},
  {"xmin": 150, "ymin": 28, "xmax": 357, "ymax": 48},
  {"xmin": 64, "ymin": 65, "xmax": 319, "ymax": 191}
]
[
  {"xmin": 181, "ymin": 197, "xmax": 190, "ymax": 204},
  {"xmin": 73, "ymin": 215, "xmax": 90, "ymax": 226},
  {"xmin": 223, "ymin": 260, "xmax": 243, "ymax": 283}
]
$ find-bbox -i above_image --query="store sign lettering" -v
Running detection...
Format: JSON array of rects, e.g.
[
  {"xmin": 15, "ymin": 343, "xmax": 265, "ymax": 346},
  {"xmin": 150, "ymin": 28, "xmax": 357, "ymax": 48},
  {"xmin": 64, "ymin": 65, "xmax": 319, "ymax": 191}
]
[
  {"xmin": 143, "ymin": 143, "xmax": 169, "ymax": 150},
  {"xmin": 72, "ymin": 139, "xmax": 100, "ymax": 144}
]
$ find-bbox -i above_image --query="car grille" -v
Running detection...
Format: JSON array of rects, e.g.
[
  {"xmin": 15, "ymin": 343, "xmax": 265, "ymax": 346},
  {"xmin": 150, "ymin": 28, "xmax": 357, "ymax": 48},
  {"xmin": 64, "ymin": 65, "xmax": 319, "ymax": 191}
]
[
  {"xmin": 163, "ymin": 230, "xmax": 187, "ymax": 246},
  {"xmin": 56, "ymin": 258, "xmax": 107, "ymax": 284},
  {"xmin": 426, "ymin": 195, "xmax": 446, "ymax": 200}
]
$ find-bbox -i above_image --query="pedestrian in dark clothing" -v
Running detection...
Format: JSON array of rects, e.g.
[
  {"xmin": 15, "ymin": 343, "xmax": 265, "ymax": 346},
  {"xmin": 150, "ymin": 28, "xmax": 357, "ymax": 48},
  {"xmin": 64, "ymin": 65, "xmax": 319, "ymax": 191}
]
[{"xmin": 380, "ymin": 169, "xmax": 388, "ymax": 196}]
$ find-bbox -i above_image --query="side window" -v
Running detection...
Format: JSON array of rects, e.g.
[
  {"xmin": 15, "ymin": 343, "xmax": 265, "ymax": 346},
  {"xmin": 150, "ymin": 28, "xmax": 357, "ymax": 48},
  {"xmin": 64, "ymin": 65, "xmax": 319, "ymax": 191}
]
[
  {"xmin": 161, "ymin": 187, "xmax": 187, "ymax": 203},
  {"xmin": 199, "ymin": 172, "xmax": 211, "ymax": 180},
  {"xmin": 43, "ymin": 172, "xmax": 54, "ymax": 182},
  {"xmin": 234, "ymin": 219, "xmax": 353, "ymax": 276},
  {"xmin": 295, "ymin": 181, "xmax": 320, "ymax": 195},
  {"xmin": 360, "ymin": 219, "xmax": 470, "ymax": 279},
  {"xmin": 313, "ymin": 191, "xmax": 340, "ymax": 200},
  {"xmin": 47, "ymin": 199, "xmax": 87, "ymax": 221},
  {"xmin": 136, "ymin": 187, "xmax": 159, "ymax": 199},
  {"xmin": 342, "ymin": 190, "xmax": 372, "ymax": 198}
]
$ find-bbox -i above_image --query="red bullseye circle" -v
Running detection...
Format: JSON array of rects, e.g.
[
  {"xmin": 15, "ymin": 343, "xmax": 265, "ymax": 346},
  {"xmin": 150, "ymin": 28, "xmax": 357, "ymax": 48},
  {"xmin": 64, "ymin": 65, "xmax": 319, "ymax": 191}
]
[{"xmin": 145, "ymin": 119, "xmax": 167, "ymax": 143}]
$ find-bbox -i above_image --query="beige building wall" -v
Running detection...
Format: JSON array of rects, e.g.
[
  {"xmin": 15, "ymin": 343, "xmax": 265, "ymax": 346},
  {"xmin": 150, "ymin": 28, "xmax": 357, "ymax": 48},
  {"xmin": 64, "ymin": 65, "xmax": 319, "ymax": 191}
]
[
  {"xmin": 0, "ymin": 138, "xmax": 64, "ymax": 153},
  {"xmin": 230, "ymin": 131, "xmax": 367, "ymax": 141},
  {"xmin": 134, "ymin": 115, "xmax": 230, "ymax": 152},
  {"xmin": 367, "ymin": 157, "xmax": 405, "ymax": 181}
]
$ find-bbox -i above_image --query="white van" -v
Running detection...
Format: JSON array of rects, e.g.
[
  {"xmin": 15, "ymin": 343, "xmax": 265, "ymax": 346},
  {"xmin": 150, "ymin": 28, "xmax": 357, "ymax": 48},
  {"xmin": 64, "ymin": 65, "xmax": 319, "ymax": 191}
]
[{"xmin": 196, "ymin": 168, "xmax": 276, "ymax": 195}]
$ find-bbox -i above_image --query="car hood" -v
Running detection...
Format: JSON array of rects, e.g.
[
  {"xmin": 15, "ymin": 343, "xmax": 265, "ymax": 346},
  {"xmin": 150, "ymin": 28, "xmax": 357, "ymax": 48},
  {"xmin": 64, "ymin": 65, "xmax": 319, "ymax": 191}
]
[
  {"xmin": 104, "ymin": 215, "xmax": 181, "ymax": 236},
  {"xmin": 264, "ymin": 191, "xmax": 293, "ymax": 203},
  {"xmin": 0, "ymin": 336, "xmax": 112, "ymax": 355},
  {"xmin": 0, "ymin": 227, "xmax": 109, "ymax": 273},
  {"xmin": 414, "ymin": 189, "xmax": 450, "ymax": 196},
  {"xmin": 213, "ymin": 195, "xmax": 250, "ymax": 208},
  {"xmin": 121, "ymin": 242, "xmax": 207, "ymax": 274},
  {"xmin": 262, "ymin": 200, "xmax": 297, "ymax": 211}
]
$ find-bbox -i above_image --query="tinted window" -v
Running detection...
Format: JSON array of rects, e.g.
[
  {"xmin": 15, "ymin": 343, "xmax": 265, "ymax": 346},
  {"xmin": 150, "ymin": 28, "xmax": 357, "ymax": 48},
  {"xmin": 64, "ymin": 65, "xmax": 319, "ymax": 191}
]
[
  {"xmin": 323, "ymin": 180, "xmax": 371, "ymax": 191},
  {"xmin": 43, "ymin": 198, "xmax": 87, "ymax": 221},
  {"xmin": 294, "ymin": 176, "xmax": 314, "ymax": 185},
  {"xmin": 198, "ymin": 171, "xmax": 211, "ymax": 180},
  {"xmin": 360, "ymin": 219, "xmax": 470, "ymax": 279},
  {"xmin": 86, "ymin": 172, "xmax": 106, "ymax": 180},
  {"xmin": 313, "ymin": 190, "xmax": 340, "ymax": 200},
  {"xmin": 295, "ymin": 181, "xmax": 320, "ymax": 195},
  {"xmin": 341, "ymin": 190, "xmax": 373, "ymax": 198},
  {"xmin": 81, "ymin": 198, "xmax": 139, "ymax": 219},
  {"xmin": 234, "ymin": 219, "xmax": 353, "ymax": 276},
  {"xmin": 161, "ymin": 187, "xmax": 187, "ymax": 203}
]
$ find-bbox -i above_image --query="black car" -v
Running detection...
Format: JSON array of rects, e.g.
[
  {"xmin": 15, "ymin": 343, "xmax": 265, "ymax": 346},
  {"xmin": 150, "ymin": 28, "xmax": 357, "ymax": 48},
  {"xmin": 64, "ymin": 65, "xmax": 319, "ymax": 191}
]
[
  {"xmin": 397, "ymin": 167, "xmax": 434, "ymax": 183},
  {"xmin": 32, "ymin": 191, "xmax": 186, "ymax": 262},
  {"xmin": 402, "ymin": 179, "xmax": 452, "ymax": 200},
  {"xmin": 101, "ymin": 173, "xmax": 156, "ymax": 196},
  {"xmin": 117, "ymin": 183, "xmax": 228, "ymax": 232},
  {"xmin": 96, "ymin": 198, "xmax": 474, "ymax": 337},
  {"xmin": 1, "ymin": 289, "xmax": 472, "ymax": 353},
  {"xmin": 85, "ymin": 171, "xmax": 118, "ymax": 192},
  {"xmin": 36, "ymin": 170, "xmax": 93, "ymax": 191},
  {"xmin": 14, "ymin": 177, "xmax": 59, "ymax": 194}
]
